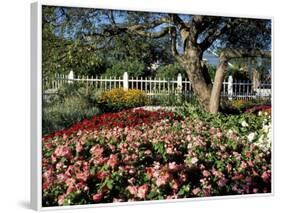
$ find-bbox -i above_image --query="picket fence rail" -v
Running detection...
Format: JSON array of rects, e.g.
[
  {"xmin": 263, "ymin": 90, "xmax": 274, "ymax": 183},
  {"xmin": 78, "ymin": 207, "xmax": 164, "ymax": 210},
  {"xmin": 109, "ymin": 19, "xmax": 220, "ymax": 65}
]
[{"xmin": 43, "ymin": 71, "xmax": 271, "ymax": 101}]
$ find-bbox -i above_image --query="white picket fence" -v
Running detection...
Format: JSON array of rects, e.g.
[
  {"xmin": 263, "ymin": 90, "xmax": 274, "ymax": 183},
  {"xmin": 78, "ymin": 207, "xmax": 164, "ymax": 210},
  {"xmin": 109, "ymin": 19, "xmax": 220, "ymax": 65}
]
[{"xmin": 43, "ymin": 71, "xmax": 271, "ymax": 101}]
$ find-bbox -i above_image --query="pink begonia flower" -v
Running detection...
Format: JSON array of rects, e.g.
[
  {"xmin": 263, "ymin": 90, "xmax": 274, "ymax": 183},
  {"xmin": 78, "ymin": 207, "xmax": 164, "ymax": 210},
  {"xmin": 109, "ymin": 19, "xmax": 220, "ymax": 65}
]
[
  {"xmin": 107, "ymin": 154, "xmax": 119, "ymax": 168},
  {"xmin": 65, "ymin": 165, "xmax": 74, "ymax": 177},
  {"xmin": 63, "ymin": 134, "xmax": 68, "ymax": 140},
  {"xmin": 156, "ymin": 171, "xmax": 170, "ymax": 187},
  {"xmin": 192, "ymin": 187, "xmax": 201, "ymax": 195},
  {"xmin": 51, "ymin": 154, "xmax": 57, "ymax": 163},
  {"xmin": 226, "ymin": 164, "xmax": 232, "ymax": 173},
  {"xmin": 127, "ymin": 186, "xmax": 138, "ymax": 196},
  {"xmin": 202, "ymin": 170, "xmax": 211, "ymax": 177},
  {"xmin": 185, "ymin": 136, "xmax": 192, "ymax": 144},
  {"xmin": 66, "ymin": 185, "xmax": 76, "ymax": 195},
  {"xmin": 90, "ymin": 144, "xmax": 104, "ymax": 158},
  {"xmin": 261, "ymin": 171, "xmax": 270, "ymax": 182},
  {"xmin": 76, "ymin": 182, "xmax": 89, "ymax": 191},
  {"xmin": 253, "ymin": 188, "xmax": 259, "ymax": 193},
  {"xmin": 144, "ymin": 150, "xmax": 152, "ymax": 155},
  {"xmin": 96, "ymin": 171, "xmax": 108, "ymax": 180},
  {"xmin": 76, "ymin": 142, "xmax": 83, "ymax": 153},
  {"xmin": 42, "ymin": 182, "xmax": 50, "ymax": 190},
  {"xmin": 128, "ymin": 177, "xmax": 136, "ymax": 185},
  {"xmin": 123, "ymin": 155, "xmax": 132, "ymax": 164},
  {"xmin": 108, "ymin": 144, "xmax": 116, "ymax": 152},
  {"xmin": 77, "ymin": 129, "xmax": 82, "ymax": 136},
  {"xmin": 239, "ymin": 161, "xmax": 248, "ymax": 170},
  {"xmin": 54, "ymin": 145, "xmax": 72, "ymax": 159},
  {"xmin": 166, "ymin": 146, "xmax": 174, "ymax": 154},
  {"xmin": 203, "ymin": 186, "xmax": 212, "ymax": 196},
  {"xmin": 92, "ymin": 193, "xmax": 103, "ymax": 202},
  {"xmin": 58, "ymin": 194, "xmax": 65, "ymax": 206},
  {"xmin": 65, "ymin": 178, "xmax": 76, "ymax": 187},
  {"xmin": 232, "ymin": 174, "xmax": 244, "ymax": 181},
  {"xmin": 129, "ymin": 168, "xmax": 136, "ymax": 175},
  {"xmin": 56, "ymin": 162, "xmax": 64, "ymax": 170},
  {"xmin": 76, "ymin": 172, "xmax": 89, "ymax": 182},
  {"xmin": 137, "ymin": 184, "xmax": 149, "ymax": 199},
  {"xmin": 168, "ymin": 162, "xmax": 176, "ymax": 170},
  {"xmin": 217, "ymin": 177, "xmax": 228, "ymax": 187},
  {"xmin": 146, "ymin": 167, "xmax": 154, "ymax": 179},
  {"xmin": 216, "ymin": 131, "xmax": 223, "ymax": 139},
  {"xmin": 43, "ymin": 168, "xmax": 53, "ymax": 179},
  {"xmin": 57, "ymin": 173, "xmax": 68, "ymax": 183}
]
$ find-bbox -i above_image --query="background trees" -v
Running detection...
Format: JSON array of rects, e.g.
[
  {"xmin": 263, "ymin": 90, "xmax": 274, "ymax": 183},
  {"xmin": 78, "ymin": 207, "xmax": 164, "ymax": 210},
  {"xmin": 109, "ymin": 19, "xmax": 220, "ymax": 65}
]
[{"xmin": 42, "ymin": 6, "xmax": 271, "ymax": 113}]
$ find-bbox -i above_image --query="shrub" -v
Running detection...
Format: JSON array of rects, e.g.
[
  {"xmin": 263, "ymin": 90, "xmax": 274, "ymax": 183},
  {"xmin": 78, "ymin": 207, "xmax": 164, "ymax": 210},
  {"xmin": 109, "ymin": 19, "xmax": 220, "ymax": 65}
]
[
  {"xmin": 43, "ymin": 96, "xmax": 101, "ymax": 135},
  {"xmin": 104, "ymin": 59, "xmax": 145, "ymax": 78},
  {"xmin": 149, "ymin": 93, "xmax": 187, "ymax": 106},
  {"xmin": 98, "ymin": 88, "xmax": 148, "ymax": 111},
  {"xmin": 221, "ymin": 99, "xmax": 271, "ymax": 114},
  {"xmin": 156, "ymin": 63, "xmax": 186, "ymax": 79}
]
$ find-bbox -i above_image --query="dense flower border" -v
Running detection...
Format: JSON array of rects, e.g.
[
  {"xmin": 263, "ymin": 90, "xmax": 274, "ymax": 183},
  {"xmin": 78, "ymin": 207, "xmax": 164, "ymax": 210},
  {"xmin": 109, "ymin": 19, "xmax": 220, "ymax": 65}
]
[
  {"xmin": 43, "ymin": 109, "xmax": 177, "ymax": 140},
  {"xmin": 42, "ymin": 109, "xmax": 271, "ymax": 206}
]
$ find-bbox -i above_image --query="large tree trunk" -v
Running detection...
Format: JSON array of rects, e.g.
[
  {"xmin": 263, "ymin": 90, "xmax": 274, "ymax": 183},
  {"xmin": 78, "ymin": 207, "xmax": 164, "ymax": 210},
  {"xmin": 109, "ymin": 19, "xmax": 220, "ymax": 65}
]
[
  {"xmin": 181, "ymin": 48, "xmax": 212, "ymax": 110},
  {"xmin": 209, "ymin": 53, "xmax": 228, "ymax": 114}
]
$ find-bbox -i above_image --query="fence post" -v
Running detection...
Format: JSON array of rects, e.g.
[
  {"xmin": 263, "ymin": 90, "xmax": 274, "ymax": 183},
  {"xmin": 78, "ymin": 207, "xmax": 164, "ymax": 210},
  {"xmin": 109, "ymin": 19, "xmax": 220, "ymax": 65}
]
[
  {"xmin": 176, "ymin": 73, "xmax": 183, "ymax": 103},
  {"xmin": 228, "ymin": 75, "xmax": 233, "ymax": 100},
  {"xmin": 123, "ymin": 72, "xmax": 129, "ymax": 91},
  {"xmin": 68, "ymin": 70, "xmax": 74, "ymax": 84},
  {"xmin": 177, "ymin": 73, "xmax": 182, "ymax": 91}
]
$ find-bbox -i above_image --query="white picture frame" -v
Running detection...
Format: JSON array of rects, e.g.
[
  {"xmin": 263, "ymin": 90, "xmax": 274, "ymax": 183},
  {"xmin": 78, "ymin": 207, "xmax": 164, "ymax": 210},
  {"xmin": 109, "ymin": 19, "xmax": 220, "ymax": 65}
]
[{"xmin": 31, "ymin": 0, "xmax": 273, "ymax": 211}]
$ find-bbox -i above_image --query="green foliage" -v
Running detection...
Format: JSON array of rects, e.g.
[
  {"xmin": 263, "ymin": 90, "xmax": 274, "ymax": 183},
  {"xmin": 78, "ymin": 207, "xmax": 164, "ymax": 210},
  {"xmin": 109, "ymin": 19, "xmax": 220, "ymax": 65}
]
[
  {"xmin": 104, "ymin": 59, "xmax": 145, "ymax": 78},
  {"xmin": 43, "ymin": 98, "xmax": 100, "ymax": 135},
  {"xmin": 206, "ymin": 64, "xmax": 217, "ymax": 81},
  {"xmin": 176, "ymin": 102, "xmax": 270, "ymax": 140},
  {"xmin": 43, "ymin": 93, "xmax": 101, "ymax": 135},
  {"xmin": 156, "ymin": 63, "xmax": 186, "ymax": 79},
  {"xmin": 149, "ymin": 93, "xmax": 185, "ymax": 106}
]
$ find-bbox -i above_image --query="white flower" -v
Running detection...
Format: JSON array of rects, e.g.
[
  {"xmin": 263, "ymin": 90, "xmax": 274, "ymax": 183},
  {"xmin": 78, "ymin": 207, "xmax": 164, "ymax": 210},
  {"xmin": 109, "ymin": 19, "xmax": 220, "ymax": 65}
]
[
  {"xmin": 191, "ymin": 157, "xmax": 198, "ymax": 164},
  {"xmin": 263, "ymin": 124, "xmax": 270, "ymax": 133},
  {"xmin": 258, "ymin": 111, "xmax": 263, "ymax": 116},
  {"xmin": 247, "ymin": 132, "xmax": 256, "ymax": 142},
  {"xmin": 228, "ymin": 129, "xmax": 233, "ymax": 134},
  {"xmin": 258, "ymin": 135, "xmax": 264, "ymax": 143},
  {"xmin": 241, "ymin": 121, "xmax": 249, "ymax": 127}
]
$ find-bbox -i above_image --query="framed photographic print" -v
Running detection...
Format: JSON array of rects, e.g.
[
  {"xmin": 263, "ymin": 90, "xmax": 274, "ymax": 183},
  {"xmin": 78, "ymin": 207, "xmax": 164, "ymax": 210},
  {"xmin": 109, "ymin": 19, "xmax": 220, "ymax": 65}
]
[{"xmin": 31, "ymin": 0, "xmax": 273, "ymax": 210}]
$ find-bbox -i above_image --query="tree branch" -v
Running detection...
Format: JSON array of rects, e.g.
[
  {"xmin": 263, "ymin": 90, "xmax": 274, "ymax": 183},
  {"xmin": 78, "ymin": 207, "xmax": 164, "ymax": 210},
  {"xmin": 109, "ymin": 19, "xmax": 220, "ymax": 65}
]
[
  {"xmin": 223, "ymin": 48, "xmax": 271, "ymax": 59},
  {"xmin": 170, "ymin": 26, "xmax": 178, "ymax": 56},
  {"xmin": 199, "ymin": 23, "xmax": 229, "ymax": 51},
  {"xmin": 130, "ymin": 27, "xmax": 170, "ymax": 38}
]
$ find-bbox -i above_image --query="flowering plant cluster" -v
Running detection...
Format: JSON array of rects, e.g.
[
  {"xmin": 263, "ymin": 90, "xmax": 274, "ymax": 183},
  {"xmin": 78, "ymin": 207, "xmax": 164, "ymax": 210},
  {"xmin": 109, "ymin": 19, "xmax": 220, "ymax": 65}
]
[
  {"xmin": 98, "ymin": 88, "xmax": 148, "ymax": 111},
  {"xmin": 245, "ymin": 105, "xmax": 271, "ymax": 114},
  {"xmin": 42, "ymin": 107, "xmax": 271, "ymax": 207},
  {"xmin": 43, "ymin": 109, "xmax": 176, "ymax": 140}
]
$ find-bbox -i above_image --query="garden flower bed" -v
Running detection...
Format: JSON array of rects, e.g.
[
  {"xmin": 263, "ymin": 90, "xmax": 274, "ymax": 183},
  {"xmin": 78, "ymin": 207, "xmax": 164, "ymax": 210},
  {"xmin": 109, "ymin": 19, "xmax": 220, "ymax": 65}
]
[{"xmin": 42, "ymin": 108, "xmax": 271, "ymax": 206}]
